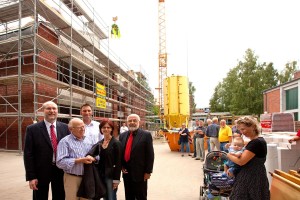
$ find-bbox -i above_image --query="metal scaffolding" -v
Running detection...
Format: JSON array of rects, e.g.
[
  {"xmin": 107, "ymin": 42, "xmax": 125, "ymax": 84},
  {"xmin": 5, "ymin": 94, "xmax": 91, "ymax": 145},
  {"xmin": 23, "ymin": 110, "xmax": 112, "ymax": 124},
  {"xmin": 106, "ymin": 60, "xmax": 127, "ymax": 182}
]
[{"xmin": 0, "ymin": 0, "xmax": 154, "ymax": 151}]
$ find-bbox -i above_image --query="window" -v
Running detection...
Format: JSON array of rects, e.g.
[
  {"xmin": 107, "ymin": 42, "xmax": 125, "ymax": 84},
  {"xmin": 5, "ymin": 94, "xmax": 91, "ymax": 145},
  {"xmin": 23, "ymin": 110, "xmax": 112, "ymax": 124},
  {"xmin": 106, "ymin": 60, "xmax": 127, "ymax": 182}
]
[
  {"xmin": 294, "ymin": 112, "xmax": 298, "ymax": 121},
  {"xmin": 286, "ymin": 87, "xmax": 298, "ymax": 110}
]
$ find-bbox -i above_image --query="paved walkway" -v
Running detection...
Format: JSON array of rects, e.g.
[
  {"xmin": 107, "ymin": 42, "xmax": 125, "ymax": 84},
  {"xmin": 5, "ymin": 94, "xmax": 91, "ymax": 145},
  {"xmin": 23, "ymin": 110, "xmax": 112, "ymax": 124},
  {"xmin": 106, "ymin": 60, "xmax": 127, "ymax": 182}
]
[{"xmin": 0, "ymin": 138, "xmax": 204, "ymax": 200}]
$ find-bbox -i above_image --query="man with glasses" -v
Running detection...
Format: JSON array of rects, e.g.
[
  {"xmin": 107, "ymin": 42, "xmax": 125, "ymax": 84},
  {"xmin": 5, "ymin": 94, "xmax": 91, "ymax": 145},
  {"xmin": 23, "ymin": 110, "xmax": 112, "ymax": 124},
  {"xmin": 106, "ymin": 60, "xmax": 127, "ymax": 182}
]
[
  {"xmin": 24, "ymin": 101, "xmax": 70, "ymax": 200},
  {"xmin": 56, "ymin": 118, "xmax": 96, "ymax": 200},
  {"xmin": 119, "ymin": 114, "xmax": 155, "ymax": 200}
]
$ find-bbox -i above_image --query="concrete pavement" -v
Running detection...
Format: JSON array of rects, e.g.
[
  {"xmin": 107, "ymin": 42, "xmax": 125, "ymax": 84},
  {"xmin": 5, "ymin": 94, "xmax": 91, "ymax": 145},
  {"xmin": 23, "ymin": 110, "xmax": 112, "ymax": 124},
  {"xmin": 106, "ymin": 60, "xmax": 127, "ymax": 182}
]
[{"xmin": 0, "ymin": 138, "xmax": 204, "ymax": 200}]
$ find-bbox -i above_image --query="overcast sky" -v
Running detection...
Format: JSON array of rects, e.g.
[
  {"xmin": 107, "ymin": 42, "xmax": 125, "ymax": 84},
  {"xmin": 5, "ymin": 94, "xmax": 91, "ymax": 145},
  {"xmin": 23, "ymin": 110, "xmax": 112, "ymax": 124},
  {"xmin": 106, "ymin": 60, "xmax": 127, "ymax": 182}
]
[{"xmin": 94, "ymin": 0, "xmax": 300, "ymax": 108}]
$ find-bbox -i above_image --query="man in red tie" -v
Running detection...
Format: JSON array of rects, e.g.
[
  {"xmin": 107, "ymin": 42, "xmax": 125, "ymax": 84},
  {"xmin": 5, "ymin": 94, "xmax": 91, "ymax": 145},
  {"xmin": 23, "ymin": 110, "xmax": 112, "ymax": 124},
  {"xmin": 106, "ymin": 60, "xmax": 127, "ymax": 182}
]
[
  {"xmin": 119, "ymin": 114, "xmax": 155, "ymax": 200},
  {"xmin": 24, "ymin": 101, "xmax": 70, "ymax": 200}
]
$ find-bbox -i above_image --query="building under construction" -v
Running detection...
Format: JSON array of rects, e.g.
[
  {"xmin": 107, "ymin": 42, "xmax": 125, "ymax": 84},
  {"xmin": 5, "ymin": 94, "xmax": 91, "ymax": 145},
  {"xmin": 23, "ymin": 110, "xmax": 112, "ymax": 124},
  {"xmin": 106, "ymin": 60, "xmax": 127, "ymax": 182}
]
[{"xmin": 0, "ymin": 0, "xmax": 154, "ymax": 151}]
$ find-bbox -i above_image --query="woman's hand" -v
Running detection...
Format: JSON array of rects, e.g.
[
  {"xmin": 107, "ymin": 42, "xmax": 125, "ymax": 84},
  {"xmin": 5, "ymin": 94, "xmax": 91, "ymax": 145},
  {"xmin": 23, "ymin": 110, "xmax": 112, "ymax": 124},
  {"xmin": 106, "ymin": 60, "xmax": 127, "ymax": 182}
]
[{"xmin": 113, "ymin": 183, "xmax": 119, "ymax": 190}]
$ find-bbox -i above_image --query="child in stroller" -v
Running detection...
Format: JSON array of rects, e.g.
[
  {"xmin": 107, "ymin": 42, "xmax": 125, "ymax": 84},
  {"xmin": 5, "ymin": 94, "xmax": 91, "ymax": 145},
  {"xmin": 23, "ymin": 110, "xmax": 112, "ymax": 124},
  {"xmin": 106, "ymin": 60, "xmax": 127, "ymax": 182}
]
[{"xmin": 200, "ymin": 151, "xmax": 234, "ymax": 200}]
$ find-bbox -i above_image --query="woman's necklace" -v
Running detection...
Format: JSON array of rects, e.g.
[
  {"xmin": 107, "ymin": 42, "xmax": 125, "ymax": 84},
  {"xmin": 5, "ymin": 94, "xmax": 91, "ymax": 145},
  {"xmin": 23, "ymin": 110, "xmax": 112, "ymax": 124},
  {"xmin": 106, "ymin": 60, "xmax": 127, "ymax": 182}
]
[{"xmin": 102, "ymin": 136, "xmax": 112, "ymax": 149}]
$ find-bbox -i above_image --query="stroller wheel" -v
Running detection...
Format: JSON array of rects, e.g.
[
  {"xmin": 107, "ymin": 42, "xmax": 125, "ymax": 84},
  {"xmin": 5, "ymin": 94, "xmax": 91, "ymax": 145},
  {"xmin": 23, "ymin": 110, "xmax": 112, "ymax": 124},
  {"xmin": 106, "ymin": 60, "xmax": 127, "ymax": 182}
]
[
  {"xmin": 200, "ymin": 186, "xmax": 207, "ymax": 200},
  {"xmin": 200, "ymin": 186, "xmax": 203, "ymax": 196}
]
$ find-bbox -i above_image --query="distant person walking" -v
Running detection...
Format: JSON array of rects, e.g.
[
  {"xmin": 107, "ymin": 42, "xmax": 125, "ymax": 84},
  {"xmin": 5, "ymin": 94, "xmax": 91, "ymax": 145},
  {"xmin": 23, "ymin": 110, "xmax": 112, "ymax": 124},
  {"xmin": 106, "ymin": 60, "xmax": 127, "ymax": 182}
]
[
  {"xmin": 24, "ymin": 101, "xmax": 70, "ymax": 200},
  {"xmin": 206, "ymin": 117, "xmax": 220, "ymax": 151},
  {"xmin": 119, "ymin": 114, "xmax": 155, "ymax": 200}
]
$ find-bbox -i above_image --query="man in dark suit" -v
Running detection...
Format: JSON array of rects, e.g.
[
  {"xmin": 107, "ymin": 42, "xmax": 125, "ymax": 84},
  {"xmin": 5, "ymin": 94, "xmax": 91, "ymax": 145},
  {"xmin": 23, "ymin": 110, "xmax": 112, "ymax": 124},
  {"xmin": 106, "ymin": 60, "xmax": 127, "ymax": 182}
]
[
  {"xmin": 24, "ymin": 101, "xmax": 70, "ymax": 200},
  {"xmin": 119, "ymin": 114, "xmax": 155, "ymax": 200}
]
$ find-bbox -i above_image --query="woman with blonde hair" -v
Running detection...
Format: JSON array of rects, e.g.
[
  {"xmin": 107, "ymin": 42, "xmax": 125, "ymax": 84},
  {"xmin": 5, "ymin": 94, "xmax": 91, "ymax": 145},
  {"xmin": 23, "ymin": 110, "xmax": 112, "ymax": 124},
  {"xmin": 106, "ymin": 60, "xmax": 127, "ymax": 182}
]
[{"xmin": 227, "ymin": 116, "xmax": 270, "ymax": 200}]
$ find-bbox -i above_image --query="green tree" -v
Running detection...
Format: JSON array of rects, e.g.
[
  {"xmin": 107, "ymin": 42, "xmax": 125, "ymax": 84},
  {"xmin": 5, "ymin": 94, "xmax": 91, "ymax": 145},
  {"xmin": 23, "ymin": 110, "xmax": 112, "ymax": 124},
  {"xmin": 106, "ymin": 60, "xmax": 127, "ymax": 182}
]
[
  {"xmin": 189, "ymin": 81, "xmax": 197, "ymax": 114},
  {"xmin": 278, "ymin": 61, "xmax": 297, "ymax": 84},
  {"xmin": 210, "ymin": 49, "xmax": 280, "ymax": 115},
  {"xmin": 209, "ymin": 82, "xmax": 225, "ymax": 112}
]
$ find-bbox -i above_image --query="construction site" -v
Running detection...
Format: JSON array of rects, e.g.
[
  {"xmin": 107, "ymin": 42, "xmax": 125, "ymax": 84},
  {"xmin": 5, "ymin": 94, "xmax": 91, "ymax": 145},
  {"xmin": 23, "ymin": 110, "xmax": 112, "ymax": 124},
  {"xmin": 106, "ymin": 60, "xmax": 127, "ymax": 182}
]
[{"xmin": 0, "ymin": 0, "xmax": 154, "ymax": 151}]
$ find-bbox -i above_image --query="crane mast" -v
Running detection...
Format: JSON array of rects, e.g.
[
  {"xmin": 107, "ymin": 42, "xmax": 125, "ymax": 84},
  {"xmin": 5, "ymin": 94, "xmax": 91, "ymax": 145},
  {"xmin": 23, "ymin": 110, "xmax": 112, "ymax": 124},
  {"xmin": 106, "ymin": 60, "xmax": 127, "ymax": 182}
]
[{"xmin": 157, "ymin": 0, "xmax": 167, "ymax": 122}]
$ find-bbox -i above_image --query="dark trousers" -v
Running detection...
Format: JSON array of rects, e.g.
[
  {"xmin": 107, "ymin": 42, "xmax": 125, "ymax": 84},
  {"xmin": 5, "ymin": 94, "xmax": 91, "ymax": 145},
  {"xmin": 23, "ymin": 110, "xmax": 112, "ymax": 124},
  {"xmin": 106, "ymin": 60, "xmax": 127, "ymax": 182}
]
[
  {"xmin": 33, "ymin": 165, "xmax": 65, "ymax": 200},
  {"xmin": 193, "ymin": 137, "xmax": 197, "ymax": 157},
  {"xmin": 123, "ymin": 176, "xmax": 148, "ymax": 200}
]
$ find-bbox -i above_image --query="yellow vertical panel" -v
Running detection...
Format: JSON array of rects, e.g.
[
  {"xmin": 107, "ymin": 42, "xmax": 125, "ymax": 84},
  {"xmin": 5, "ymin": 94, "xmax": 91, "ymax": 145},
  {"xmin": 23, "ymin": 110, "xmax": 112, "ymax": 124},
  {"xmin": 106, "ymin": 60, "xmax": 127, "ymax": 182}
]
[
  {"xmin": 163, "ymin": 75, "xmax": 190, "ymax": 128},
  {"xmin": 163, "ymin": 78, "xmax": 169, "ymax": 115},
  {"xmin": 178, "ymin": 76, "xmax": 190, "ymax": 116},
  {"xmin": 168, "ymin": 76, "xmax": 179, "ymax": 115}
]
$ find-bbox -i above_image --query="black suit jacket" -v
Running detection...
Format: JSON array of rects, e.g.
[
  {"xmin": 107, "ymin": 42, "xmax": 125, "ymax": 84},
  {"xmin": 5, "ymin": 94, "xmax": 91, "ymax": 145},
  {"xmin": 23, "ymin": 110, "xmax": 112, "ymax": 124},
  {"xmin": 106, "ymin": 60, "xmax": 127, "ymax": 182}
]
[
  {"xmin": 119, "ymin": 128, "xmax": 154, "ymax": 182},
  {"xmin": 23, "ymin": 120, "xmax": 70, "ymax": 184}
]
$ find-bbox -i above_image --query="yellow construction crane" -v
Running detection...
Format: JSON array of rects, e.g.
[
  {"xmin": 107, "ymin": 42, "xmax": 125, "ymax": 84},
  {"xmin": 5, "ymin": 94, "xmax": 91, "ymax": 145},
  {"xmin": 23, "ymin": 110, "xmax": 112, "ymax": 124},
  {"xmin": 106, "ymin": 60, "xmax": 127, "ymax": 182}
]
[{"xmin": 157, "ymin": 0, "xmax": 167, "ymax": 122}]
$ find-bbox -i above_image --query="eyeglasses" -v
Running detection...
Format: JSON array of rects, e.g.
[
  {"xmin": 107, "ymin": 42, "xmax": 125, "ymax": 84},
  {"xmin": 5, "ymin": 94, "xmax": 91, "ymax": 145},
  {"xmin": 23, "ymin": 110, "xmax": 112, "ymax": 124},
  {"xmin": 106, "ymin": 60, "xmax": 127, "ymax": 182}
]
[{"xmin": 73, "ymin": 126, "xmax": 85, "ymax": 130}]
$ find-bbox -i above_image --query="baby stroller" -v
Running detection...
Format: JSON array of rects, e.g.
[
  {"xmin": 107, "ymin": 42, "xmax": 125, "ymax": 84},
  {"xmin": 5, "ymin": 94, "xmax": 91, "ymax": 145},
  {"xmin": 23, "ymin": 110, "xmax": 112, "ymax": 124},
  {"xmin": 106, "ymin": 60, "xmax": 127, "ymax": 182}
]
[{"xmin": 200, "ymin": 151, "xmax": 234, "ymax": 200}]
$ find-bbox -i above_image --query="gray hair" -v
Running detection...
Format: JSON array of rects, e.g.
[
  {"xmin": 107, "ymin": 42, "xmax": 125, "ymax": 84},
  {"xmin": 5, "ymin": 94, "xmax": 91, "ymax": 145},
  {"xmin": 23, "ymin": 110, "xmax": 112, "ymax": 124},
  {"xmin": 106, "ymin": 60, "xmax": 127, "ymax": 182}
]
[
  {"xmin": 127, "ymin": 114, "xmax": 140, "ymax": 121},
  {"xmin": 212, "ymin": 117, "xmax": 218, "ymax": 123},
  {"xmin": 68, "ymin": 118, "xmax": 83, "ymax": 128},
  {"xmin": 42, "ymin": 101, "xmax": 57, "ymax": 109}
]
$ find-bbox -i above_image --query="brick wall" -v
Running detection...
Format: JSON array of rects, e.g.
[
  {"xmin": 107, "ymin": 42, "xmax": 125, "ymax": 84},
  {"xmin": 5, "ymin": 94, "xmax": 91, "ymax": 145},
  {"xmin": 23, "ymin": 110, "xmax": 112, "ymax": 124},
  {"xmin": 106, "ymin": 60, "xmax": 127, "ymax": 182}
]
[
  {"xmin": 293, "ymin": 70, "xmax": 300, "ymax": 79},
  {"xmin": 0, "ymin": 24, "xmax": 58, "ymax": 150},
  {"xmin": 264, "ymin": 89, "xmax": 280, "ymax": 113}
]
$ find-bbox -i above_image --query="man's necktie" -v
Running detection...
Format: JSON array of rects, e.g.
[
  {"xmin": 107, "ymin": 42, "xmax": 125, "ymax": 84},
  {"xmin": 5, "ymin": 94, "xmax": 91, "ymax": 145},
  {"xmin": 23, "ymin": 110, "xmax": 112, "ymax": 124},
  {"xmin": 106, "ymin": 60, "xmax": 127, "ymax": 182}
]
[
  {"xmin": 50, "ymin": 124, "xmax": 58, "ymax": 157},
  {"xmin": 124, "ymin": 132, "xmax": 133, "ymax": 162}
]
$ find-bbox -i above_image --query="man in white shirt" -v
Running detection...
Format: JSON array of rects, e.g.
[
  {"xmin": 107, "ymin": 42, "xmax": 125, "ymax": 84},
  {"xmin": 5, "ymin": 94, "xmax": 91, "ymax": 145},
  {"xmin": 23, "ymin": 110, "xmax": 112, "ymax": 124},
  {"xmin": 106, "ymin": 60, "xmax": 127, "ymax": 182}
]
[
  {"xmin": 80, "ymin": 103, "xmax": 103, "ymax": 144},
  {"xmin": 120, "ymin": 122, "xmax": 129, "ymax": 134}
]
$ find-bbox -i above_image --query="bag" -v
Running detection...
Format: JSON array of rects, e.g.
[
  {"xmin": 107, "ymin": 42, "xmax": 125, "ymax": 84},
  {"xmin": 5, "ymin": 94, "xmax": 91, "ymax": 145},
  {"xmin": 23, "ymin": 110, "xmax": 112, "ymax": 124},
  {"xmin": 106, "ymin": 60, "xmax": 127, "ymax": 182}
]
[
  {"xmin": 178, "ymin": 138, "xmax": 181, "ymax": 145},
  {"xmin": 210, "ymin": 173, "xmax": 234, "ymax": 190},
  {"xmin": 77, "ymin": 163, "xmax": 106, "ymax": 199},
  {"xmin": 77, "ymin": 143, "xmax": 106, "ymax": 199}
]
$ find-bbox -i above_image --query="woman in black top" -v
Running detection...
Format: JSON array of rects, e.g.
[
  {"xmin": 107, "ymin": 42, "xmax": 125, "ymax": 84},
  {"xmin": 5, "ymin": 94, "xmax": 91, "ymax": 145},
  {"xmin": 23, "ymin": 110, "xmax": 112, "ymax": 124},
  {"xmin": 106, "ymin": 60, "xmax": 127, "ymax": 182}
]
[
  {"xmin": 227, "ymin": 116, "xmax": 270, "ymax": 200},
  {"xmin": 92, "ymin": 119, "xmax": 122, "ymax": 200}
]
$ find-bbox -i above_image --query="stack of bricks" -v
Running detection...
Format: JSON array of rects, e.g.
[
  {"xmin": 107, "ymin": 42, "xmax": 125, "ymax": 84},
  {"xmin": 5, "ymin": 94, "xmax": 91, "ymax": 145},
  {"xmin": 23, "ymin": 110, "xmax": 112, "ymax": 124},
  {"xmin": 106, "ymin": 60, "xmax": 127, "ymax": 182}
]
[{"xmin": 271, "ymin": 113, "xmax": 295, "ymax": 132}]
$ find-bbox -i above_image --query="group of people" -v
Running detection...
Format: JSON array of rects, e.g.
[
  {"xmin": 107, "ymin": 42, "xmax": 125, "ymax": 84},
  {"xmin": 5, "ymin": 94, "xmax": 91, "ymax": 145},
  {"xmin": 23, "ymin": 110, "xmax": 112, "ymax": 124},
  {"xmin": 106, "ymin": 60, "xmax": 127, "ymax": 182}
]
[
  {"xmin": 179, "ymin": 117, "xmax": 235, "ymax": 160},
  {"xmin": 23, "ymin": 101, "xmax": 154, "ymax": 200},
  {"xmin": 179, "ymin": 116, "xmax": 270, "ymax": 199}
]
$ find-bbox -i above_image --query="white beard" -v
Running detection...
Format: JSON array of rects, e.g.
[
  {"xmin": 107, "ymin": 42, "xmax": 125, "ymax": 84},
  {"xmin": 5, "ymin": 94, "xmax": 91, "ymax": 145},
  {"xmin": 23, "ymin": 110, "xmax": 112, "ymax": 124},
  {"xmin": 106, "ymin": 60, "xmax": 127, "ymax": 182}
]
[{"xmin": 129, "ymin": 127, "xmax": 138, "ymax": 132}]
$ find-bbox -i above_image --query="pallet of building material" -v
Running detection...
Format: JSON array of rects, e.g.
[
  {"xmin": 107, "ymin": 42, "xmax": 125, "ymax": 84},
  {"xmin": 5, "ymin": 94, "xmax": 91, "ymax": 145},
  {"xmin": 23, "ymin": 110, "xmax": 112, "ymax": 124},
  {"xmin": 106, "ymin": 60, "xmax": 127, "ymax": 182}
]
[
  {"xmin": 270, "ymin": 170, "xmax": 300, "ymax": 200},
  {"xmin": 289, "ymin": 170, "xmax": 300, "ymax": 179}
]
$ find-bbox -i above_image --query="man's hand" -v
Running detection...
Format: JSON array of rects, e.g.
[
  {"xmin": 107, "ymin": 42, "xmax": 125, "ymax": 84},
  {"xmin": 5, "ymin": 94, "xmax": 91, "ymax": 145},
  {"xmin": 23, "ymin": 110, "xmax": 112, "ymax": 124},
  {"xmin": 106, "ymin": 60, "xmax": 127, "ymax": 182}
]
[
  {"xmin": 29, "ymin": 179, "xmax": 38, "ymax": 190},
  {"xmin": 86, "ymin": 155, "xmax": 95, "ymax": 162},
  {"xmin": 122, "ymin": 168, "xmax": 128, "ymax": 174},
  {"xmin": 76, "ymin": 157, "xmax": 94, "ymax": 164},
  {"xmin": 144, "ymin": 173, "xmax": 151, "ymax": 181}
]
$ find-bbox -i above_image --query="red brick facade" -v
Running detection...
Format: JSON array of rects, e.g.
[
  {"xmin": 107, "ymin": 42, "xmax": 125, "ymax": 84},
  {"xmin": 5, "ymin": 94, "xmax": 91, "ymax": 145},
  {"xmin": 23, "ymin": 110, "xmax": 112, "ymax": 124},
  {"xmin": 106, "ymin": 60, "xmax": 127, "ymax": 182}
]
[
  {"xmin": 263, "ymin": 89, "xmax": 280, "ymax": 113},
  {"xmin": 0, "ymin": 24, "xmax": 58, "ymax": 150}
]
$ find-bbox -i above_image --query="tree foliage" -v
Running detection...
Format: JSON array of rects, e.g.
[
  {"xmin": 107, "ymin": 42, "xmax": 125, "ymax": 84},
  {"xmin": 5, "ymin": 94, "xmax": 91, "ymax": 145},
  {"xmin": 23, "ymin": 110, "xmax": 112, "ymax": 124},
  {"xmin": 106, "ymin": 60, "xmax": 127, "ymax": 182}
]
[
  {"xmin": 189, "ymin": 81, "xmax": 197, "ymax": 114},
  {"xmin": 278, "ymin": 61, "xmax": 297, "ymax": 84},
  {"xmin": 209, "ymin": 49, "xmax": 297, "ymax": 115}
]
